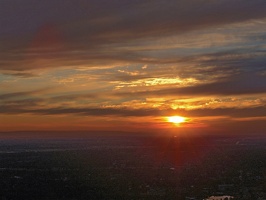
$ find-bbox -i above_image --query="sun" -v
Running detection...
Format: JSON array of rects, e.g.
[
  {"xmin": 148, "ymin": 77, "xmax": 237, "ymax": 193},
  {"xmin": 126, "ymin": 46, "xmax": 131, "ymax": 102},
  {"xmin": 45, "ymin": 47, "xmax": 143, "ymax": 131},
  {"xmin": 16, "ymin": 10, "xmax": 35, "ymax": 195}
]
[{"xmin": 167, "ymin": 116, "xmax": 186, "ymax": 125}]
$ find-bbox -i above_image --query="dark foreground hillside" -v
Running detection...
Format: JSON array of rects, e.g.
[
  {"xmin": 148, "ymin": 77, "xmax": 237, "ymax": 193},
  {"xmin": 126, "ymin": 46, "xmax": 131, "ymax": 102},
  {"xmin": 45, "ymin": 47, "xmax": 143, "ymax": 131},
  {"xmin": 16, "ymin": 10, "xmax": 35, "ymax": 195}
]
[{"xmin": 0, "ymin": 135, "xmax": 266, "ymax": 199}]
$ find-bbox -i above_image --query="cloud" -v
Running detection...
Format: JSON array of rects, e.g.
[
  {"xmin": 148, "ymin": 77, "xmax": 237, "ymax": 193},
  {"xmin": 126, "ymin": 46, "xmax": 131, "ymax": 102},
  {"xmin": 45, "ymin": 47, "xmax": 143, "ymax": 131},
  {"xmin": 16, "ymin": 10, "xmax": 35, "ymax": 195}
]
[
  {"xmin": 0, "ymin": 104, "xmax": 162, "ymax": 117},
  {"xmin": 0, "ymin": 88, "xmax": 51, "ymax": 100},
  {"xmin": 1, "ymin": 96, "xmax": 265, "ymax": 119},
  {"xmin": 64, "ymin": 0, "xmax": 266, "ymax": 44},
  {"xmin": 114, "ymin": 72, "xmax": 266, "ymax": 98},
  {"xmin": 176, "ymin": 106, "xmax": 266, "ymax": 118},
  {"xmin": 1, "ymin": 71, "xmax": 38, "ymax": 78},
  {"xmin": 1, "ymin": 0, "xmax": 266, "ymax": 71}
]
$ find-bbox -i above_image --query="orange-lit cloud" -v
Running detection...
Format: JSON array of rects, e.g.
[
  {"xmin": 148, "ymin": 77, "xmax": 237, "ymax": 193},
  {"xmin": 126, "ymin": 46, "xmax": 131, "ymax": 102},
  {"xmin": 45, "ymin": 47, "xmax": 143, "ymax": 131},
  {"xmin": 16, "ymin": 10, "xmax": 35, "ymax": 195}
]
[{"xmin": 0, "ymin": 0, "xmax": 266, "ymax": 135}]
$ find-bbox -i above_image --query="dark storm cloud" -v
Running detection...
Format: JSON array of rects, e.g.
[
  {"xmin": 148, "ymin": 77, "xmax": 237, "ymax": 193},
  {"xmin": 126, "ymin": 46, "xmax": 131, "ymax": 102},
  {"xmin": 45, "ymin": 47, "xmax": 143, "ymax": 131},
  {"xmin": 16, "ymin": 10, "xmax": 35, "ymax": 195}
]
[{"xmin": 1, "ymin": 0, "xmax": 266, "ymax": 71}]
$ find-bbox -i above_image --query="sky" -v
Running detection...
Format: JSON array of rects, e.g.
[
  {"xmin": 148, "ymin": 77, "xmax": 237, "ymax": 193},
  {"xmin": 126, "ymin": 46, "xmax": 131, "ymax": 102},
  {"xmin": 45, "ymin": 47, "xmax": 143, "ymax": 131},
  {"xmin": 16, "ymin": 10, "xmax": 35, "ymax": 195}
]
[{"xmin": 0, "ymin": 0, "xmax": 266, "ymax": 136}]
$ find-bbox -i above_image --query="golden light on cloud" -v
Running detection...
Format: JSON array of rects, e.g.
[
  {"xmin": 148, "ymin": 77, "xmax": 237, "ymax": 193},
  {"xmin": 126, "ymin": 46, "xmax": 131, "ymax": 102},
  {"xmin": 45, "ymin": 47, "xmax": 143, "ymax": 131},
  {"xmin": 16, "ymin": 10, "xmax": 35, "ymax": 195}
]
[
  {"xmin": 167, "ymin": 116, "xmax": 187, "ymax": 125},
  {"xmin": 113, "ymin": 77, "xmax": 199, "ymax": 90}
]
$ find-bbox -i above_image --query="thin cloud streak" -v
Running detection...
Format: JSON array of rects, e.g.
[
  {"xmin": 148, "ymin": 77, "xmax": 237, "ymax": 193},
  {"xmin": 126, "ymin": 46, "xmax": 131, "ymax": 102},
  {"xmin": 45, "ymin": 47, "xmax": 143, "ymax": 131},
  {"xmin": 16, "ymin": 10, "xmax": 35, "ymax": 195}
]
[
  {"xmin": 0, "ymin": 88, "xmax": 52, "ymax": 100},
  {"xmin": 1, "ymin": 102, "xmax": 265, "ymax": 119},
  {"xmin": 115, "ymin": 74, "xmax": 266, "ymax": 97}
]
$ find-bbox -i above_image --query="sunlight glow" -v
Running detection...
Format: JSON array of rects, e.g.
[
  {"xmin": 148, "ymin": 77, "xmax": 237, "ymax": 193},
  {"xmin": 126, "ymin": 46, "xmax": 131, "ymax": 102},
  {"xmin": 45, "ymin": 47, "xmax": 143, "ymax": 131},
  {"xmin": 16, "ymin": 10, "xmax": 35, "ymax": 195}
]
[{"xmin": 167, "ymin": 116, "xmax": 186, "ymax": 125}]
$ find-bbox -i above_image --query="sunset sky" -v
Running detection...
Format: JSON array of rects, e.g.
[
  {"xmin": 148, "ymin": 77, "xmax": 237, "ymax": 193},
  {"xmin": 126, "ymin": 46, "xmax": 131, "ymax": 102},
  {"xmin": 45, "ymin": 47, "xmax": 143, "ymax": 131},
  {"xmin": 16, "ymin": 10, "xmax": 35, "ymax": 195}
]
[{"xmin": 0, "ymin": 0, "xmax": 266, "ymax": 136}]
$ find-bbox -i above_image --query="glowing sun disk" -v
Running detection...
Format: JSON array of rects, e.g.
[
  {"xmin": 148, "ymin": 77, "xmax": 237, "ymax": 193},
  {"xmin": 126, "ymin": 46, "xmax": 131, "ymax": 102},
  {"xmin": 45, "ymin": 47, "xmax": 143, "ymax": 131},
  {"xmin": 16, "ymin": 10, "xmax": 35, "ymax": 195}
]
[{"xmin": 168, "ymin": 116, "xmax": 186, "ymax": 124}]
